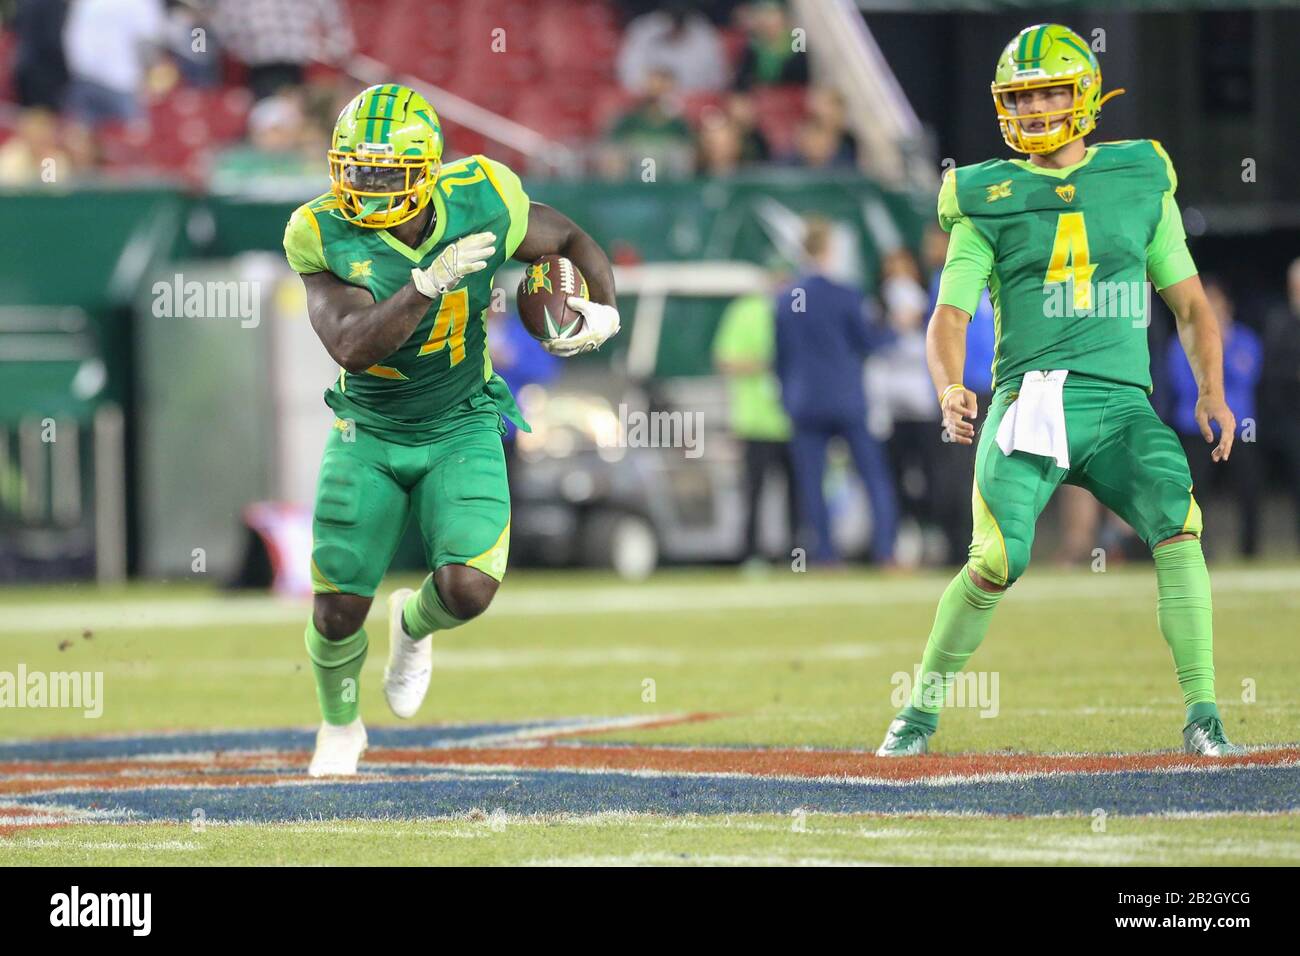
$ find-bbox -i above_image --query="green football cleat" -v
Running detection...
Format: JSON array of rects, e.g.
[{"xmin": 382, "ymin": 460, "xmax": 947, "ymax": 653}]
[
  {"xmin": 876, "ymin": 717, "xmax": 932, "ymax": 757},
  {"xmin": 1183, "ymin": 715, "xmax": 1246, "ymax": 757}
]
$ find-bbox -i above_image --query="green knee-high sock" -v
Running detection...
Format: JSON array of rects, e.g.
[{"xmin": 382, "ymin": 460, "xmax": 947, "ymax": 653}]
[
  {"xmin": 900, "ymin": 566, "xmax": 1006, "ymax": 731},
  {"xmin": 1154, "ymin": 539, "xmax": 1217, "ymax": 719},
  {"xmin": 402, "ymin": 573, "xmax": 466, "ymax": 640},
  {"xmin": 304, "ymin": 622, "xmax": 368, "ymax": 726}
]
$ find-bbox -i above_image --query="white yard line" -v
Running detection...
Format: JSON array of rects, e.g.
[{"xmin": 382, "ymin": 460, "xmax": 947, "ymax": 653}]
[
  {"xmin": 81, "ymin": 641, "xmax": 881, "ymax": 679},
  {"xmin": 522, "ymin": 850, "xmax": 885, "ymax": 867},
  {"xmin": 2, "ymin": 567, "xmax": 1297, "ymax": 635}
]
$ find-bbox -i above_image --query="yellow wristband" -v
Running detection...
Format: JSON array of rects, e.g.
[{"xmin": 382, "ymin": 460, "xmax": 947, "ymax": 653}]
[{"xmin": 939, "ymin": 383, "xmax": 965, "ymax": 407}]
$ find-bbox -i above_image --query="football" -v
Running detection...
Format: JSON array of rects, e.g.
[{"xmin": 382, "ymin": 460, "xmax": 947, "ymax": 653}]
[{"xmin": 516, "ymin": 253, "xmax": 588, "ymax": 343}]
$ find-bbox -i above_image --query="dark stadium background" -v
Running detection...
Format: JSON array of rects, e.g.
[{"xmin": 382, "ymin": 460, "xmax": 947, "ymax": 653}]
[{"xmin": 1, "ymin": 0, "xmax": 1297, "ymax": 586}]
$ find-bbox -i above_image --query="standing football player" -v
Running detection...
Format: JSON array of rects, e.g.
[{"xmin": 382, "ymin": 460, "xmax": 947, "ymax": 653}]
[
  {"xmin": 877, "ymin": 24, "xmax": 1243, "ymax": 757},
  {"xmin": 283, "ymin": 85, "xmax": 619, "ymax": 775}
]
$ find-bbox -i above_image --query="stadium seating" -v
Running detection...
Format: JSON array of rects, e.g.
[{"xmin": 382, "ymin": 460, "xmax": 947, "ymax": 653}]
[{"xmin": 1, "ymin": 0, "xmax": 809, "ymax": 179}]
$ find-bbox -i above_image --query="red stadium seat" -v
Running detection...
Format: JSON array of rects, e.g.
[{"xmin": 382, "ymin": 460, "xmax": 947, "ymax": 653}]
[
  {"xmin": 719, "ymin": 26, "xmax": 748, "ymax": 72},
  {"xmin": 590, "ymin": 87, "xmax": 634, "ymax": 134},
  {"xmin": 510, "ymin": 88, "xmax": 590, "ymax": 142},
  {"xmin": 0, "ymin": 30, "xmax": 16, "ymax": 102}
]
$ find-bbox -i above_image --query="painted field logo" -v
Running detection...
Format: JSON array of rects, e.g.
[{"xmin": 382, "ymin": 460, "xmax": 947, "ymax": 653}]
[
  {"xmin": 4, "ymin": 722, "xmax": 1298, "ymax": 829},
  {"xmin": 50, "ymin": 886, "xmax": 151, "ymax": 936},
  {"xmin": 602, "ymin": 404, "xmax": 704, "ymax": 459},
  {"xmin": 0, "ymin": 665, "xmax": 103, "ymax": 718}
]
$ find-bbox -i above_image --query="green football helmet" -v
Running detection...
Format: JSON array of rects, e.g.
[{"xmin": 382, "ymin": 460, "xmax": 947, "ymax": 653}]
[
  {"xmin": 329, "ymin": 84, "xmax": 443, "ymax": 229},
  {"xmin": 991, "ymin": 24, "xmax": 1124, "ymax": 155}
]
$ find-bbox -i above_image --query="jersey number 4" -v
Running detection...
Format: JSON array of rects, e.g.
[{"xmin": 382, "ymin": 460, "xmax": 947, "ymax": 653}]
[
  {"xmin": 1044, "ymin": 212, "xmax": 1097, "ymax": 313},
  {"xmin": 419, "ymin": 287, "xmax": 468, "ymax": 366}
]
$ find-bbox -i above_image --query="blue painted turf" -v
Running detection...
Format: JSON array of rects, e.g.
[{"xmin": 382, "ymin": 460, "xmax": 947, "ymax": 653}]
[
  {"xmin": 0, "ymin": 719, "xmax": 598, "ymax": 761},
  {"xmin": 15, "ymin": 764, "xmax": 1300, "ymax": 820}
]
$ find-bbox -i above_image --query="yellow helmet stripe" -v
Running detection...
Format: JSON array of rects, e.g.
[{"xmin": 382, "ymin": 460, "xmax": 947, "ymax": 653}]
[{"xmin": 1056, "ymin": 33, "xmax": 1095, "ymax": 67}]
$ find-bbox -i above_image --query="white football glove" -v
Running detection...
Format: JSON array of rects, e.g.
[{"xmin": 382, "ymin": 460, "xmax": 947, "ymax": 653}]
[
  {"xmin": 543, "ymin": 296, "xmax": 621, "ymax": 357},
  {"xmin": 411, "ymin": 231, "xmax": 496, "ymax": 298}
]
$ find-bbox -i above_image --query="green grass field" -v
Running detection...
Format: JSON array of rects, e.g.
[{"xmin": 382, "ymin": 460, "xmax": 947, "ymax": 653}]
[{"xmin": 2, "ymin": 562, "xmax": 1298, "ymax": 865}]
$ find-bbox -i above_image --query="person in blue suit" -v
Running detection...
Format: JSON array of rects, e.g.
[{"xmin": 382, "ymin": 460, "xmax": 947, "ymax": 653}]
[
  {"xmin": 1164, "ymin": 277, "xmax": 1263, "ymax": 556},
  {"xmin": 775, "ymin": 218, "xmax": 898, "ymax": 564}
]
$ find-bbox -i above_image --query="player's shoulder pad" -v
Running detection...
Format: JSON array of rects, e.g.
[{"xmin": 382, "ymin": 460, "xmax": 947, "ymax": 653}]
[
  {"xmin": 283, "ymin": 193, "xmax": 333, "ymax": 274},
  {"xmin": 937, "ymin": 167, "xmax": 962, "ymax": 231},
  {"xmin": 471, "ymin": 153, "xmax": 530, "ymax": 256},
  {"xmin": 1148, "ymin": 139, "xmax": 1178, "ymax": 194},
  {"xmin": 1094, "ymin": 139, "xmax": 1177, "ymax": 193},
  {"xmin": 473, "ymin": 154, "xmax": 528, "ymax": 204},
  {"xmin": 940, "ymin": 159, "xmax": 1015, "ymax": 229}
]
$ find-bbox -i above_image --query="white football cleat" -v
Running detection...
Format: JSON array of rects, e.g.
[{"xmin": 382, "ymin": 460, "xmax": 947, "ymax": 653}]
[
  {"xmin": 308, "ymin": 717, "xmax": 367, "ymax": 777},
  {"xmin": 383, "ymin": 587, "xmax": 432, "ymax": 719}
]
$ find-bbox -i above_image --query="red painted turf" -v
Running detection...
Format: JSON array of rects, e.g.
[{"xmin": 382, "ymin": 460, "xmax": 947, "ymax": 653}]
[
  {"xmin": 4, "ymin": 746, "xmax": 1298, "ymax": 799},
  {"xmin": 365, "ymin": 744, "xmax": 1300, "ymax": 778}
]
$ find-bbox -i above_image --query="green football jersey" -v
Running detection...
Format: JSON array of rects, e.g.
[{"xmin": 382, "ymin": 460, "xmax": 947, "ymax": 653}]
[
  {"xmin": 283, "ymin": 153, "xmax": 530, "ymax": 440},
  {"xmin": 936, "ymin": 139, "xmax": 1197, "ymax": 391}
]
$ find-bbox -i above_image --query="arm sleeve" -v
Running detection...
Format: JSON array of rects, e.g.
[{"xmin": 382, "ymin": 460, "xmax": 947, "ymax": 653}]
[
  {"xmin": 936, "ymin": 219, "xmax": 995, "ymax": 318},
  {"xmin": 478, "ymin": 156, "xmax": 531, "ymax": 259},
  {"xmin": 1146, "ymin": 140, "xmax": 1197, "ymax": 291},
  {"xmin": 1147, "ymin": 191, "xmax": 1197, "ymax": 291},
  {"xmin": 937, "ymin": 167, "xmax": 962, "ymax": 232},
  {"xmin": 283, "ymin": 205, "xmax": 328, "ymax": 275}
]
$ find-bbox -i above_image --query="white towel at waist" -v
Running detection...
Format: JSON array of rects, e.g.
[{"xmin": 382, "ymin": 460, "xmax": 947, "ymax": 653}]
[{"xmin": 995, "ymin": 370, "xmax": 1071, "ymax": 469}]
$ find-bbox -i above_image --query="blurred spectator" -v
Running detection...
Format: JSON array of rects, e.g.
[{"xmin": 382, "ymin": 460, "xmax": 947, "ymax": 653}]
[
  {"xmin": 695, "ymin": 107, "xmax": 743, "ymax": 177},
  {"xmin": 805, "ymin": 88, "xmax": 858, "ymax": 165},
  {"xmin": 598, "ymin": 68, "xmax": 693, "ymax": 180},
  {"xmin": 1261, "ymin": 257, "xmax": 1300, "ymax": 550},
  {"xmin": 212, "ymin": 0, "xmax": 353, "ymax": 101},
  {"xmin": 616, "ymin": 2, "xmax": 726, "ymax": 94},
  {"xmin": 167, "ymin": 0, "xmax": 222, "ymax": 87},
  {"xmin": 776, "ymin": 218, "xmax": 898, "ymax": 564},
  {"xmin": 787, "ymin": 115, "xmax": 856, "ymax": 171},
  {"xmin": 713, "ymin": 283, "xmax": 795, "ymax": 565},
  {"xmin": 1054, "ymin": 485, "xmax": 1141, "ymax": 567},
  {"xmin": 733, "ymin": 0, "xmax": 808, "ymax": 91},
  {"xmin": 208, "ymin": 91, "xmax": 321, "ymax": 194},
  {"xmin": 867, "ymin": 248, "xmax": 937, "ymax": 566},
  {"xmin": 724, "ymin": 91, "xmax": 770, "ymax": 163},
  {"xmin": 11, "ymin": 0, "xmax": 70, "ymax": 111},
  {"xmin": 0, "ymin": 109, "xmax": 74, "ymax": 185},
  {"xmin": 1166, "ymin": 278, "xmax": 1263, "ymax": 556},
  {"xmin": 63, "ymin": 0, "xmax": 167, "ymax": 127},
  {"xmin": 923, "ymin": 223, "xmax": 992, "ymax": 564}
]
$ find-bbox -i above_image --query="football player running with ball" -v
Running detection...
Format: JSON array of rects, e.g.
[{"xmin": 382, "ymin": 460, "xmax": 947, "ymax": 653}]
[
  {"xmin": 877, "ymin": 25, "xmax": 1244, "ymax": 757},
  {"xmin": 283, "ymin": 85, "xmax": 619, "ymax": 775}
]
